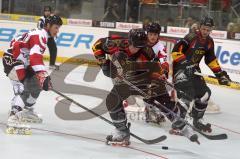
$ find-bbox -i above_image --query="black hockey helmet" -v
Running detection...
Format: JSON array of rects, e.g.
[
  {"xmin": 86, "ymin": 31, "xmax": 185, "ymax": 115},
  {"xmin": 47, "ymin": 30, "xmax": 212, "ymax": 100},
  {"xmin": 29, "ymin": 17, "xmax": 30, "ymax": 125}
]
[
  {"xmin": 45, "ymin": 15, "xmax": 63, "ymax": 26},
  {"xmin": 44, "ymin": 6, "xmax": 52, "ymax": 12},
  {"xmin": 146, "ymin": 22, "xmax": 161, "ymax": 34},
  {"xmin": 128, "ymin": 28, "xmax": 147, "ymax": 48},
  {"xmin": 200, "ymin": 16, "xmax": 214, "ymax": 27}
]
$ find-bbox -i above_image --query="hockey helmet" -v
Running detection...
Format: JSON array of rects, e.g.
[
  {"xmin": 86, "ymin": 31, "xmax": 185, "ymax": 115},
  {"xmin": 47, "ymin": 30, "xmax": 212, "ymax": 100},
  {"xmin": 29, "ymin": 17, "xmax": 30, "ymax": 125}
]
[
  {"xmin": 200, "ymin": 16, "xmax": 214, "ymax": 27},
  {"xmin": 128, "ymin": 29, "xmax": 147, "ymax": 48},
  {"xmin": 146, "ymin": 22, "xmax": 161, "ymax": 34},
  {"xmin": 45, "ymin": 15, "xmax": 63, "ymax": 26}
]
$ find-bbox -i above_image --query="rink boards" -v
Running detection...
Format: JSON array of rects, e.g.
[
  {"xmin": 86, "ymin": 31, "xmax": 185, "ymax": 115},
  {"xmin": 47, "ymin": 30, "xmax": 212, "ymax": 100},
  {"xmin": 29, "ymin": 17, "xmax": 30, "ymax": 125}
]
[{"xmin": 0, "ymin": 20, "xmax": 239, "ymax": 88}]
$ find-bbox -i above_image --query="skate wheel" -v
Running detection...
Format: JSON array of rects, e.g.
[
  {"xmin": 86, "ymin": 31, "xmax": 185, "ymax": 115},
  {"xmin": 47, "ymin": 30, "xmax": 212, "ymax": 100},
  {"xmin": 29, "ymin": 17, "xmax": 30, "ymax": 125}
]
[
  {"xmin": 124, "ymin": 141, "xmax": 130, "ymax": 146},
  {"xmin": 169, "ymin": 129, "xmax": 183, "ymax": 136},
  {"xmin": 105, "ymin": 135, "xmax": 113, "ymax": 145},
  {"xmin": 6, "ymin": 127, "xmax": 14, "ymax": 134},
  {"xmin": 206, "ymin": 124, "xmax": 212, "ymax": 133},
  {"xmin": 6, "ymin": 127, "xmax": 32, "ymax": 135},
  {"xmin": 24, "ymin": 129, "xmax": 32, "ymax": 135},
  {"xmin": 169, "ymin": 129, "xmax": 174, "ymax": 134}
]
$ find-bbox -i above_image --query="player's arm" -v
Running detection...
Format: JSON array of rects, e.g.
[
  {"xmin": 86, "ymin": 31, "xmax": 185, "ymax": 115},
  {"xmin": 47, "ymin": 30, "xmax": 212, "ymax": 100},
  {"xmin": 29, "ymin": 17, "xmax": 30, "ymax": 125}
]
[
  {"xmin": 92, "ymin": 37, "xmax": 118, "ymax": 78},
  {"xmin": 157, "ymin": 47, "xmax": 169, "ymax": 78},
  {"xmin": 29, "ymin": 35, "xmax": 51, "ymax": 90},
  {"xmin": 171, "ymin": 37, "xmax": 189, "ymax": 66},
  {"xmin": 171, "ymin": 33, "xmax": 198, "ymax": 78},
  {"xmin": 92, "ymin": 38, "xmax": 106, "ymax": 62},
  {"xmin": 204, "ymin": 39, "xmax": 231, "ymax": 85}
]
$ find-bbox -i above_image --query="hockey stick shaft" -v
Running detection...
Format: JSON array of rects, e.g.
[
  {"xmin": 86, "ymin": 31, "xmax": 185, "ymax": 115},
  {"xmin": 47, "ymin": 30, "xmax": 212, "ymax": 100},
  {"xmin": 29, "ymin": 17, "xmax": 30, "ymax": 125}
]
[
  {"xmin": 51, "ymin": 88, "xmax": 167, "ymax": 145},
  {"xmin": 117, "ymin": 75, "xmax": 227, "ymax": 140},
  {"xmin": 194, "ymin": 72, "xmax": 240, "ymax": 85}
]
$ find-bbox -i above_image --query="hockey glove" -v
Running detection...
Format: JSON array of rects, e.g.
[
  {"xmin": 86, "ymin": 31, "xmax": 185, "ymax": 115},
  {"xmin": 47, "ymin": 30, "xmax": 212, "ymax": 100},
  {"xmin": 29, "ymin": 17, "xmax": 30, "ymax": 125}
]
[
  {"xmin": 214, "ymin": 71, "xmax": 231, "ymax": 86},
  {"xmin": 184, "ymin": 61, "xmax": 198, "ymax": 77},
  {"xmin": 36, "ymin": 71, "xmax": 52, "ymax": 91},
  {"xmin": 100, "ymin": 59, "xmax": 118, "ymax": 78}
]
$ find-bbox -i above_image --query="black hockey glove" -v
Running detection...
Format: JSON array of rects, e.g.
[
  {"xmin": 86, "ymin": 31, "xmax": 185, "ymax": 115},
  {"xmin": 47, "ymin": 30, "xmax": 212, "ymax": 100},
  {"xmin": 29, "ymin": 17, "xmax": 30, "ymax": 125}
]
[
  {"xmin": 100, "ymin": 59, "xmax": 118, "ymax": 78},
  {"xmin": 214, "ymin": 71, "xmax": 231, "ymax": 86}
]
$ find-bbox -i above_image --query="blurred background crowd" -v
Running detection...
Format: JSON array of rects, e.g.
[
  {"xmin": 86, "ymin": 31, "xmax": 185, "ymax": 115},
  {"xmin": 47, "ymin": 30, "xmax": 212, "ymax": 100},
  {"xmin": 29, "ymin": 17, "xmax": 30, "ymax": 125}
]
[{"xmin": 0, "ymin": 0, "xmax": 239, "ymax": 39}]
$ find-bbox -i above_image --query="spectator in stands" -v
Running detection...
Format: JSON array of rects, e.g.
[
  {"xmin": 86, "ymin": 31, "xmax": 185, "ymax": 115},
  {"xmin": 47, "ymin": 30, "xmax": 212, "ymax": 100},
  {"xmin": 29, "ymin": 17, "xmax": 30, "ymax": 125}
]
[
  {"xmin": 227, "ymin": 22, "xmax": 235, "ymax": 39},
  {"xmin": 233, "ymin": 23, "xmax": 240, "ymax": 33},
  {"xmin": 102, "ymin": 1, "xmax": 121, "ymax": 22},
  {"xmin": 184, "ymin": 17, "xmax": 194, "ymax": 28},
  {"xmin": 166, "ymin": 18, "xmax": 174, "ymax": 26},
  {"xmin": 143, "ymin": 16, "xmax": 153, "ymax": 29},
  {"xmin": 128, "ymin": 0, "xmax": 139, "ymax": 22}
]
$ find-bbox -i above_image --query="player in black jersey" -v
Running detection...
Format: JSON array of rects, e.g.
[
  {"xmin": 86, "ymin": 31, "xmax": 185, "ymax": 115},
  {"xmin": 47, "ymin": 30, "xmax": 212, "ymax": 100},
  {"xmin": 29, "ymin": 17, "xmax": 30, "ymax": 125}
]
[
  {"xmin": 171, "ymin": 17, "xmax": 231, "ymax": 133},
  {"xmin": 37, "ymin": 6, "xmax": 59, "ymax": 70}
]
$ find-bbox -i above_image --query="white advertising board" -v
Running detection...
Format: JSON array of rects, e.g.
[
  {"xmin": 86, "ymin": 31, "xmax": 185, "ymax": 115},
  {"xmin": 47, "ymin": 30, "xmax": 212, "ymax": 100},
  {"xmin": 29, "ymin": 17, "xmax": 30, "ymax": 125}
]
[
  {"xmin": 0, "ymin": 20, "xmax": 109, "ymax": 58},
  {"xmin": 0, "ymin": 20, "xmax": 239, "ymax": 82}
]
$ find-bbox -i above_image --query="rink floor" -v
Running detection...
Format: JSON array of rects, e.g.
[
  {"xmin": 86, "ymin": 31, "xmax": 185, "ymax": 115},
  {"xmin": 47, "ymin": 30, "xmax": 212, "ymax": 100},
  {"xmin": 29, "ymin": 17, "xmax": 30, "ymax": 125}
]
[{"xmin": 0, "ymin": 61, "xmax": 239, "ymax": 159}]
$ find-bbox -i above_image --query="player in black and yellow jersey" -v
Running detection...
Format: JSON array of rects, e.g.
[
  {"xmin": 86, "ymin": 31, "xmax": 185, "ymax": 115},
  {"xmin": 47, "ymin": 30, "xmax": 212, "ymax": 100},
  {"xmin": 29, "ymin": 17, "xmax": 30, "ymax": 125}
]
[{"xmin": 171, "ymin": 17, "xmax": 231, "ymax": 133}]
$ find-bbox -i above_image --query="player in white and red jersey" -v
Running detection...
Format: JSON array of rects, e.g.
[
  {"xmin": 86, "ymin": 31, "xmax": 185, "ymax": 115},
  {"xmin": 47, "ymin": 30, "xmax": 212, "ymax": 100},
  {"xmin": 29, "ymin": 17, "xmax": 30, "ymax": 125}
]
[
  {"xmin": 122, "ymin": 23, "xmax": 170, "ymax": 125},
  {"xmin": 2, "ymin": 15, "xmax": 63, "ymax": 134},
  {"xmin": 146, "ymin": 22, "xmax": 169, "ymax": 77},
  {"xmin": 144, "ymin": 22, "xmax": 170, "ymax": 125}
]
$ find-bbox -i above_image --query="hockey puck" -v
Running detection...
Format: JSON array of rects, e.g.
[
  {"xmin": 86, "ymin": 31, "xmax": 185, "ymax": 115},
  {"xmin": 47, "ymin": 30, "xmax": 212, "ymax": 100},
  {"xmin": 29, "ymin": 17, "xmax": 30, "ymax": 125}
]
[{"xmin": 162, "ymin": 146, "xmax": 169, "ymax": 150}]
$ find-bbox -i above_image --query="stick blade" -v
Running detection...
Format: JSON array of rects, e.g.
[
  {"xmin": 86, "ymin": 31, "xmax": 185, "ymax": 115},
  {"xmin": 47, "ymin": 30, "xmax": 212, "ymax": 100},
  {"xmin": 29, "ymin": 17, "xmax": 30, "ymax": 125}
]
[{"xmin": 131, "ymin": 133, "xmax": 167, "ymax": 145}]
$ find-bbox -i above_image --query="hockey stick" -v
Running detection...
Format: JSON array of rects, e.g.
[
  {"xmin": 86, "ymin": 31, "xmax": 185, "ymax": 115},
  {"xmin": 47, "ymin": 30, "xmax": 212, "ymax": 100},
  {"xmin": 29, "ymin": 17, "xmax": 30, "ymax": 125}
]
[
  {"xmin": 162, "ymin": 80, "xmax": 228, "ymax": 140},
  {"xmin": 116, "ymin": 74, "xmax": 227, "ymax": 140},
  {"xmin": 51, "ymin": 88, "xmax": 167, "ymax": 145},
  {"xmin": 194, "ymin": 72, "xmax": 240, "ymax": 86}
]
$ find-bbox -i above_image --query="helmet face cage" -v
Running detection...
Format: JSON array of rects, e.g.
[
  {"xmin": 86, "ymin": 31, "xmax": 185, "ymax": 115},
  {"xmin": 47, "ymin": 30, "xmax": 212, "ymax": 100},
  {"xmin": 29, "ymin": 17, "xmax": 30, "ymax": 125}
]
[
  {"xmin": 200, "ymin": 17, "xmax": 214, "ymax": 27},
  {"xmin": 146, "ymin": 22, "xmax": 161, "ymax": 34},
  {"xmin": 128, "ymin": 29, "xmax": 147, "ymax": 48},
  {"xmin": 45, "ymin": 15, "xmax": 63, "ymax": 26}
]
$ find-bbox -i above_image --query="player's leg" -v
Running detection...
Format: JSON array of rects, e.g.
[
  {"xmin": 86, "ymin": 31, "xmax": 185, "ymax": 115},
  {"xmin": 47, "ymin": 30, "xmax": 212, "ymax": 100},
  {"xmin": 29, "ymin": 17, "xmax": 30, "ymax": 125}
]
[
  {"xmin": 166, "ymin": 71, "xmax": 199, "ymax": 142},
  {"xmin": 2, "ymin": 53, "xmax": 31, "ymax": 134},
  {"xmin": 152, "ymin": 93, "xmax": 199, "ymax": 143},
  {"xmin": 47, "ymin": 37, "xmax": 58, "ymax": 69},
  {"xmin": 191, "ymin": 76, "xmax": 212, "ymax": 132},
  {"xmin": 105, "ymin": 84, "xmax": 131, "ymax": 145},
  {"xmin": 144, "ymin": 99, "xmax": 166, "ymax": 124},
  {"xmin": 20, "ymin": 75, "xmax": 42, "ymax": 123},
  {"xmin": 143, "ymin": 82, "xmax": 167, "ymax": 125}
]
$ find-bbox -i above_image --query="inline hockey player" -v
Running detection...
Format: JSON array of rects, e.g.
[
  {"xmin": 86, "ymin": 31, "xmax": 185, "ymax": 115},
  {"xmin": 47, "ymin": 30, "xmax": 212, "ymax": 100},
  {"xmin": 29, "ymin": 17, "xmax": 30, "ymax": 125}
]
[
  {"xmin": 37, "ymin": 6, "xmax": 59, "ymax": 70},
  {"xmin": 144, "ymin": 22, "xmax": 170, "ymax": 125},
  {"xmin": 92, "ymin": 28, "xmax": 199, "ymax": 146},
  {"xmin": 123, "ymin": 23, "xmax": 169, "ymax": 125},
  {"xmin": 2, "ymin": 15, "xmax": 63, "ymax": 134},
  {"xmin": 171, "ymin": 16, "xmax": 231, "ymax": 133}
]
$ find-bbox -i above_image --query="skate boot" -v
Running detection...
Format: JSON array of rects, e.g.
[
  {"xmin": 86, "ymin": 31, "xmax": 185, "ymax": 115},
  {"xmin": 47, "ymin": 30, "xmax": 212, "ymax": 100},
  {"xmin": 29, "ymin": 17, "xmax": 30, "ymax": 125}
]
[
  {"xmin": 49, "ymin": 65, "xmax": 59, "ymax": 70},
  {"xmin": 191, "ymin": 102, "xmax": 212, "ymax": 133},
  {"xmin": 193, "ymin": 118, "xmax": 212, "ymax": 133},
  {"xmin": 145, "ymin": 105, "xmax": 166, "ymax": 125},
  {"xmin": 106, "ymin": 123, "xmax": 131, "ymax": 146},
  {"xmin": 21, "ymin": 106, "xmax": 43, "ymax": 123},
  {"xmin": 6, "ymin": 107, "xmax": 32, "ymax": 135},
  {"xmin": 169, "ymin": 118, "xmax": 199, "ymax": 144}
]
